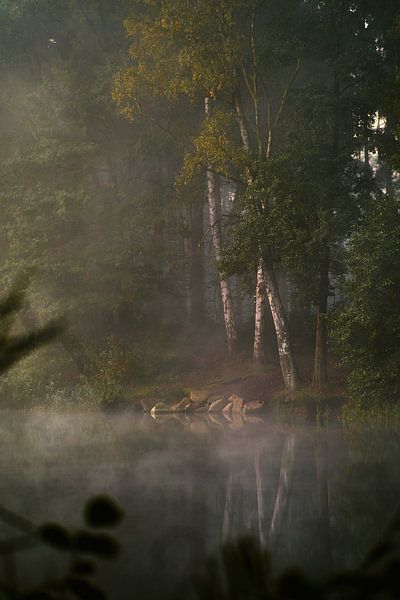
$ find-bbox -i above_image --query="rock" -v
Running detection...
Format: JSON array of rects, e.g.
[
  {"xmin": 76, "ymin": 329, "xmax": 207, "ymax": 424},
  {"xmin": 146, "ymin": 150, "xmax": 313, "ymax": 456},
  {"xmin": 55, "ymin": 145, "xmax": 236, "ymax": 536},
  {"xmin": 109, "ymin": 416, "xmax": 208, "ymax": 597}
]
[
  {"xmin": 206, "ymin": 413, "xmax": 223, "ymax": 427},
  {"xmin": 196, "ymin": 399, "xmax": 209, "ymax": 410},
  {"xmin": 222, "ymin": 401, "xmax": 233, "ymax": 414},
  {"xmin": 141, "ymin": 398, "xmax": 166, "ymax": 412},
  {"xmin": 206, "ymin": 394, "xmax": 228, "ymax": 404},
  {"xmin": 229, "ymin": 413, "xmax": 244, "ymax": 429},
  {"xmin": 150, "ymin": 402, "xmax": 170, "ymax": 415},
  {"xmin": 195, "ymin": 404, "xmax": 209, "ymax": 413},
  {"xmin": 150, "ymin": 414, "xmax": 172, "ymax": 423},
  {"xmin": 171, "ymin": 398, "xmax": 190, "ymax": 412},
  {"xmin": 228, "ymin": 394, "xmax": 244, "ymax": 413},
  {"xmin": 190, "ymin": 389, "xmax": 209, "ymax": 404},
  {"xmin": 172, "ymin": 415, "xmax": 188, "ymax": 426},
  {"xmin": 208, "ymin": 397, "xmax": 228, "ymax": 412},
  {"xmin": 244, "ymin": 400, "xmax": 264, "ymax": 413}
]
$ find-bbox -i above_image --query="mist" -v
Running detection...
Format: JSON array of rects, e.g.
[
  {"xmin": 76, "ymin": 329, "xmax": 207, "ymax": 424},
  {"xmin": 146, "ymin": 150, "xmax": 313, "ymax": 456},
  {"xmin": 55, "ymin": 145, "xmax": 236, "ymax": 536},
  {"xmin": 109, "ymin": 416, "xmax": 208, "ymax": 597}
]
[{"xmin": 0, "ymin": 1, "xmax": 400, "ymax": 598}]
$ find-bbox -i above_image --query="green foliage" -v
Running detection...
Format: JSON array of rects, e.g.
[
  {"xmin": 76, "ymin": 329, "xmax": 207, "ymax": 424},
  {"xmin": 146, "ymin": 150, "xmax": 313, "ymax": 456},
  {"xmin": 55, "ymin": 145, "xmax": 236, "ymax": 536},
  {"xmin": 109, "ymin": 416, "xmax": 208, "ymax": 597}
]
[
  {"xmin": 114, "ymin": 0, "xmax": 246, "ymax": 109},
  {"xmin": 0, "ymin": 0, "xmax": 195, "ymax": 394},
  {"xmin": 332, "ymin": 195, "xmax": 400, "ymax": 404},
  {"xmin": 1, "ymin": 0, "xmax": 400, "ymax": 400}
]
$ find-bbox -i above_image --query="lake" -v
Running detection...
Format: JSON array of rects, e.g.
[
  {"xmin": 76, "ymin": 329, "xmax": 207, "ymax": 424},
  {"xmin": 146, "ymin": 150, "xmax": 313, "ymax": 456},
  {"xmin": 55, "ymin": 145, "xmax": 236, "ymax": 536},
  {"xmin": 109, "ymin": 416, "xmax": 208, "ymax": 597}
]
[{"xmin": 0, "ymin": 408, "xmax": 399, "ymax": 598}]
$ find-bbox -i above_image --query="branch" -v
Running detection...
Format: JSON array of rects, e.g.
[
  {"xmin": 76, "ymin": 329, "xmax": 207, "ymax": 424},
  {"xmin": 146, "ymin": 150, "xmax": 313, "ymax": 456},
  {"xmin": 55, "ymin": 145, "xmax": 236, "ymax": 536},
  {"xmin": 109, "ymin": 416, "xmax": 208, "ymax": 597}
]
[
  {"xmin": 273, "ymin": 58, "xmax": 301, "ymax": 130},
  {"xmin": 0, "ymin": 505, "xmax": 36, "ymax": 535},
  {"xmin": 200, "ymin": 164, "xmax": 244, "ymax": 186},
  {"xmin": 234, "ymin": 95, "xmax": 251, "ymax": 153},
  {"xmin": 134, "ymin": 99, "xmax": 189, "ymax": 149},
  {"xmin": 75, "ymin": 0, "xmax": 105, "ymax": 51},
  {"xmin": 250, "ymin": 9, "xmax": 262, "ymax": 156}
]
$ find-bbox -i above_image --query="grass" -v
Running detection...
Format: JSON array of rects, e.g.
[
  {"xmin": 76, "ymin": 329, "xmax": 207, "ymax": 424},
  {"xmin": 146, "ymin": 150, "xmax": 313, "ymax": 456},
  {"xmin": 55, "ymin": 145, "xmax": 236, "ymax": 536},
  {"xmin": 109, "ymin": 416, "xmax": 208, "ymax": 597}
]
[{"xmin": 342, "ymin": 398, "xmax": 400, "ymax": 427}]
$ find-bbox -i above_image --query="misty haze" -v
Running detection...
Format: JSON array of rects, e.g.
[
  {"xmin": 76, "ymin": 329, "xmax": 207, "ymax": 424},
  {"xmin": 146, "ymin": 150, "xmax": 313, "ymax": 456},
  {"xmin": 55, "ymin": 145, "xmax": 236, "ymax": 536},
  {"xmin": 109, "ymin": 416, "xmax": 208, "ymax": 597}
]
[{"xmin": 0, "ymin": 1, "xmax": 399, "ymax": 599}]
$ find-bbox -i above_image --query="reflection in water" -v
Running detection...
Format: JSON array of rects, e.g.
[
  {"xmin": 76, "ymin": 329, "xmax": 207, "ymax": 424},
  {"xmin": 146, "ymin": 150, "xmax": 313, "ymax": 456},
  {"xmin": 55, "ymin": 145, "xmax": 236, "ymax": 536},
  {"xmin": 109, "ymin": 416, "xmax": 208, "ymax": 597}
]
[
  {"xmin": 0, "ymin": 409, "xmax": 399, "ymax": 599},
  {"xmin": 269, "ymin": 432, "xmax": 296, "ymax": 547}
]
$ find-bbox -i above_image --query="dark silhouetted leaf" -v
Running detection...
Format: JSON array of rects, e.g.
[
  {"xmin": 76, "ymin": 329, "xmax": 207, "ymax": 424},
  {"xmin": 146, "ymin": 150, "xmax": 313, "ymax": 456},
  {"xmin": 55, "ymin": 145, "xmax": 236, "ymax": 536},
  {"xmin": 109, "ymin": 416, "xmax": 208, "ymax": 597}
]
[
  {"xmin": 20, "ymin": 590, "xmax": 55, "ymax": 600},
  {"xmin": 73, "ymin": 530, "xmax": 119, "ymax": 558},
  {"xmin": 72, "ymin": 560, "xmax": 97, "ymax": 576},
  {"xmin": 84, "ymin": 496, "xmax": 123, "ymax": 529},
  {"xmin": 0, "ymin": 319, "xmax": 64, "ymax": 375},
  {"xmin": 39, "ymin": 523, "xmax": 71, "ymax": 550},
  {"xmin": 278, "ymin": 568, "xmax": 319, "ymax": 599},
  {"xmin": 364, "ymin": 541, "xmax": 395, "ymax": 567},
  {"xmin": 67, "ymin": 577, "xmax": 106, "ymax": 600}
]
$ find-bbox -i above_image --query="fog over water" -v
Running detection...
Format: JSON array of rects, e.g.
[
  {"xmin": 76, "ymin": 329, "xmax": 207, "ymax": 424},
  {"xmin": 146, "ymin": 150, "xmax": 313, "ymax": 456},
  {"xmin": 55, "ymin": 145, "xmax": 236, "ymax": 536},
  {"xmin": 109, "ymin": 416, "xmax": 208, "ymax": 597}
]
[{"xmin": 1, "ymin": 409, "xmax": 399, "ymax": 599}]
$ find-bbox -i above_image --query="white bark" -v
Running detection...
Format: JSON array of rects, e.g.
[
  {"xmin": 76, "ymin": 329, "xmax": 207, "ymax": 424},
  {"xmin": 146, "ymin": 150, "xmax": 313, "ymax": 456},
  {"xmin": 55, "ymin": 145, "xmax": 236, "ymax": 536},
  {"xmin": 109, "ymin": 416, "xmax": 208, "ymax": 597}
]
[
  {"xmin": 205, "ymin": 97, "xmax": 237, "ymax": 354},
  {"xmin": 263, "ymin": 264, "xmax": 301, "ymax": 391},
  {"xmin": 235, "ymin": 98, "xmax": 296, "ymax": 377},
  {"xmin": 269, "ymin": 432, "xmax": 296, "ymax": 544},
  {"xmin": 222, "ymin": 470, "xmax": 233, "ymax": 543},
  {"xmin": 255, "ymin": 447, "xmax": 266, "ymax": 547},
  {"xmin": 234, "ymin": 98, "xmax": 267, "ymax": 364},
  {"xmin": 253, "ymin": 260, "xmax": 266, "ymax": 364}
]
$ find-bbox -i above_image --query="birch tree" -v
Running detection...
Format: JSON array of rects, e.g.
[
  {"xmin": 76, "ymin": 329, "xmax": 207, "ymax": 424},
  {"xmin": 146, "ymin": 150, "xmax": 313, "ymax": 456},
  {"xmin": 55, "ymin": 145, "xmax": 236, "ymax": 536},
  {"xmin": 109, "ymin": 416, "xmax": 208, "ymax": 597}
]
[
  {"xmin": 113, "ymin": 0, "xmax": 241, "ymax": 353},
  {"xmin": 114, "ymin": 0, "xmax": 307, "ymax": 386}
]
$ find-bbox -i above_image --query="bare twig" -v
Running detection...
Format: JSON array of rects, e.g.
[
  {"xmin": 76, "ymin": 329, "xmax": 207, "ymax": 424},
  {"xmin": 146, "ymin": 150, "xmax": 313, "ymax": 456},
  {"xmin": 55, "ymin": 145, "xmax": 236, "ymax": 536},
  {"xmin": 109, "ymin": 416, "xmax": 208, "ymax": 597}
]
[
  {"xmin": 273, "ymin": 58, "xmax": 301, "ymax": 130},
  {"xmin": 75, "ymin": 0, "xmax": 105, "ymax": 51}
]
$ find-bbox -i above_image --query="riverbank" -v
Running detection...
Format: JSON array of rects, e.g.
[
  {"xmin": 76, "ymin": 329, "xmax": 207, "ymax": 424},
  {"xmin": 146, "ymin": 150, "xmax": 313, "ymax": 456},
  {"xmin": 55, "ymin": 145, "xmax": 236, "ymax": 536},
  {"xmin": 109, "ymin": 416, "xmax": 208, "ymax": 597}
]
[{"xmin": 126, "ymin": 356, "xmax": 347, "ymax": 421}]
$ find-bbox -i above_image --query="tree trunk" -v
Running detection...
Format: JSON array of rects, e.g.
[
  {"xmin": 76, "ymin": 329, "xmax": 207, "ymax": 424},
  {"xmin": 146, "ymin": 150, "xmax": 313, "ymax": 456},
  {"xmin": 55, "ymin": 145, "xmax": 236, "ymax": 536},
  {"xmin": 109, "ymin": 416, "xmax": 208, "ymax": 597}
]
[
  {"xmin": 314, "ymin": 434, "xmax": 334, "ymax": 570},
  {"xmin": 269, "ymin": 432, "xmax": 296, "ymax": 546},
  {"xmin": 205, "ymin": 97, "xmax": 237, "ymax": 354},
  {"xmin": 235, "ymin": 277, "xmax": 243, "ymax": 330},
  {"xmin": 234, "ymin": 97, "xmax": 267, "ymax": 364},
  {"xmin": 222, "ymin": 470, "xmax": 233, "ymax": 543},
  {"xmin": 253, "ymin": 261, "xmax": 266, "ymax": 364},
  {"xmin": 278, "ymin": 270, "xmax": 291, "ymax": 317},
  {"xmin": 190, "ymin": 195, "xmax": 205, "ymax": 326},
  {"xmin": 312, "ymin": 247, "xmax": 330, "ymax": 386},
  {"xmin": 263, "ymin": 263, "xmax": 301, "ymax": 391},
  {"xmin": 254, "ymin": 447, "xmax": 266, "ymax": 547}
]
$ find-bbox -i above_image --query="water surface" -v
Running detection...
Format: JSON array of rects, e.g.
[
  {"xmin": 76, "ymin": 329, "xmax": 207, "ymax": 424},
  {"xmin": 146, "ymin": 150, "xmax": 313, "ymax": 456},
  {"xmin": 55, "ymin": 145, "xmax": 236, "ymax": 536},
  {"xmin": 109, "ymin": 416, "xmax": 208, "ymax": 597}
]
[{"xmin": 0, "ymin": 409, "xmax": 399, "ymax": 598}]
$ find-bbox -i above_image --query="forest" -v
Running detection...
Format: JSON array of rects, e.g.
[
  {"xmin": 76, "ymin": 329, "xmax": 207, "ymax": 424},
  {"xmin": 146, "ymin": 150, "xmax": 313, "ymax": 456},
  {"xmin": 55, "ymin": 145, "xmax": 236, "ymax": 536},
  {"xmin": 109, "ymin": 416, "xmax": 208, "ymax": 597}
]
[
  {"xmin": 0, "ymin": 0, "xmax": 399, "ymax": 411},
  {"xmin": 0, "ymin": 1, "xmax": 400, "ymax": 599}
]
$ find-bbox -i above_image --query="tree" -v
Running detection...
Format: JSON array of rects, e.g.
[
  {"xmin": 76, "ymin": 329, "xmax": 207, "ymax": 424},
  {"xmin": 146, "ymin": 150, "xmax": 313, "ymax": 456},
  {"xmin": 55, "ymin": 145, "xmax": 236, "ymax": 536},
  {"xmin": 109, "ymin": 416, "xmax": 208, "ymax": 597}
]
[
  {"xmin": 114, "ymin": 0, "xmax": 242, "ymax": 354},
  {"xmin": 0, "ymin": 0, "xmax": 193, "ymax": 390},
  {"xmin": 333, "ymin": 194, "xmax": 400, "ymax": 404},
  {"xmin": 114, "ymin": 0, "xmax": 307, "ymax": 387},
  {"xmin": 225, "ymin": 0, "xmax": 396, "ymax": 388}
]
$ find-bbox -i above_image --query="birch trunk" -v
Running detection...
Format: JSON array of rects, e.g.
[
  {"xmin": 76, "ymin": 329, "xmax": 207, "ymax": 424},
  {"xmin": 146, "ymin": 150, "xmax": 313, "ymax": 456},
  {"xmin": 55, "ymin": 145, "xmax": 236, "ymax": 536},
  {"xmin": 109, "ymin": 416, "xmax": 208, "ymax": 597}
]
[
  {"xmin": 314, "ymin": 434, "xmax": 334, "ymax": 569},
  {"xmin": 234, "ymin": 97, "xmax": 267, "ymax": 363},
  {"xmin": 253, "ymin": 260, "xmax": 266, "ymax": 364},
  {"xmin": 205, "ymin": 97, "xmax": 237, "ymax": 354},
  {"xmin": 269, "ymin": 432, "xmax": 296, "ymax": 545},
  {"xmin": 222, "ymin": 470, "xmax": 233, "ymax": 543},
  {"xmin": 234, "ymin": 97, "xmax": 300, "ymax": 386},
  {"xmin": 263, "ymin": 263, "xmax": 301, "ymax": 391},
  {"xmin": 254, "ymin": 447, "xmax": 266, "ymax": 546}
]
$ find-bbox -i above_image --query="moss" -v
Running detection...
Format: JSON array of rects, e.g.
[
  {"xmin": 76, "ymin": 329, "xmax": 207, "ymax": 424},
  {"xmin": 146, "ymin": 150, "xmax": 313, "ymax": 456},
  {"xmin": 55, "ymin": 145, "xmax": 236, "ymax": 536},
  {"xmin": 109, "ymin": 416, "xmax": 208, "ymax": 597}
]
[{"xmin": 129, "ymin": 384, "xmax": 188, "ymax": 402}]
